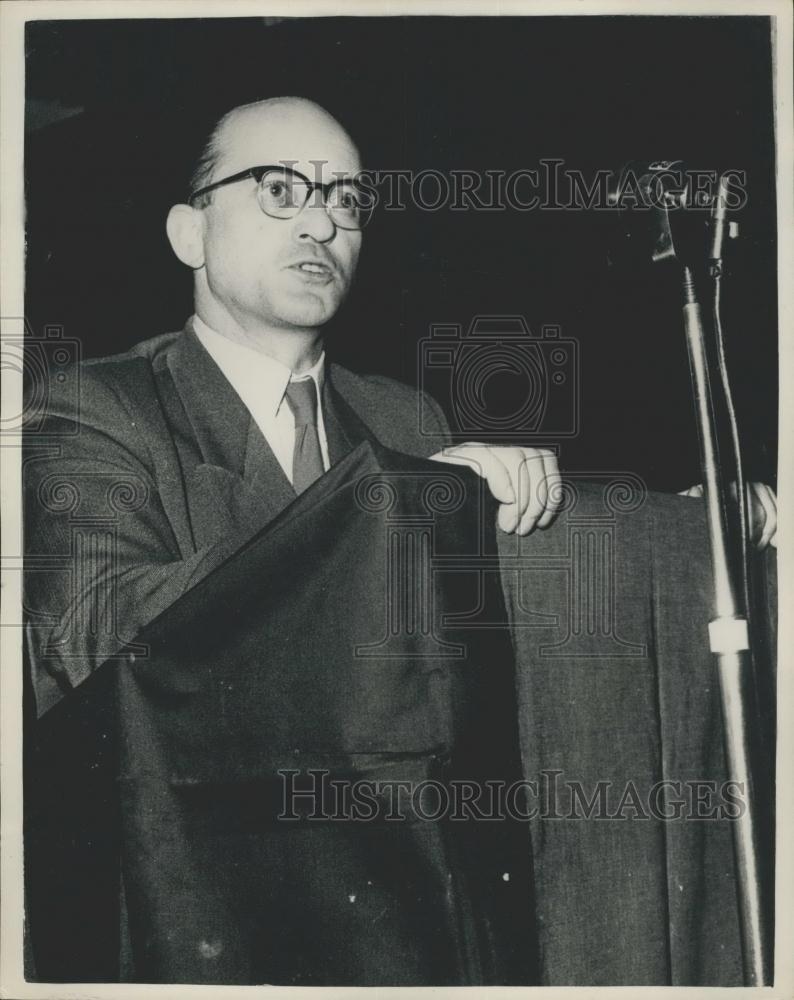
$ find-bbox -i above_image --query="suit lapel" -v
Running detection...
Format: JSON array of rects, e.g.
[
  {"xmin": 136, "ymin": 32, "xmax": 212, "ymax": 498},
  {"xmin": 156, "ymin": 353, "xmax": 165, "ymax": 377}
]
[
  {"xmin": 167, "ymin": 323, "xmax": 251, "ymax": 473},
  {"xmin": 166, "ymin": 325, "xmax": 296, "ymax": 546},
  {"xmin": 323, "ymin": 366, "xmax": 381, "ymax": 465},
  {"xmin": 164, "ymin": 328, "xmax": 383, "ymax": 549}
]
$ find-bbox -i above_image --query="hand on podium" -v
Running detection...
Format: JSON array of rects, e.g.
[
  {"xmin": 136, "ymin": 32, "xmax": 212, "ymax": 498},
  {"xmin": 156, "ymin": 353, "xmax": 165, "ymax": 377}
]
[{"xmin": 429, "ymin": 443, "xmax": 562, "ymax": 535}]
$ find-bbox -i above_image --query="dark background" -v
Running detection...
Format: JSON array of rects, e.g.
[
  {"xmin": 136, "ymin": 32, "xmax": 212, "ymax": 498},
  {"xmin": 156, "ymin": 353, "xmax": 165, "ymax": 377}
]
[{"xmin": 24, "ymin": 15, "xmax": 778, "ymax": 489}]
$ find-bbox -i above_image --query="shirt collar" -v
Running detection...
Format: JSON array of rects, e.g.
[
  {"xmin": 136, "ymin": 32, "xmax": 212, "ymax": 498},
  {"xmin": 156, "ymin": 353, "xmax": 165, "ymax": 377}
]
[{"xmin": 191, "ymin": 314, "xmax": 325, "ymax": 419}]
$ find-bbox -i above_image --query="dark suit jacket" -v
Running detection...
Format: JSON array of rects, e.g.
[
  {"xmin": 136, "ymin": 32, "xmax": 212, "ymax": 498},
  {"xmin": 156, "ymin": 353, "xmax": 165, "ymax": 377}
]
[{"xmin": 24, "ymin": 320, "xmax": 452, "ymax": 717}]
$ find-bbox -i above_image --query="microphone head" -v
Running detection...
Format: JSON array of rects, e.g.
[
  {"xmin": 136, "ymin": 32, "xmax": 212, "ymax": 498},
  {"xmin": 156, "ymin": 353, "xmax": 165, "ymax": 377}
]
[
  {"xmin": 606, "ymin": 159, "xmax": 690, "ymax": 213},
  {"xmin": 607, "ymin": 160, "xmax": 689, "ymax": 268},
  {"xmin": 607, "ymin": 160, "xmax": 736, "ymax": 269}
]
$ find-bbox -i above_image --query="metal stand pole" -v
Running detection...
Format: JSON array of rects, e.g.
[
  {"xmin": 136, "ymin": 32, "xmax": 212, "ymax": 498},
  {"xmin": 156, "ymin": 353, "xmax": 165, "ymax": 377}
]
[{"xmin": 681, "ymin": 266, "xmax": 772, "ymax": 985}]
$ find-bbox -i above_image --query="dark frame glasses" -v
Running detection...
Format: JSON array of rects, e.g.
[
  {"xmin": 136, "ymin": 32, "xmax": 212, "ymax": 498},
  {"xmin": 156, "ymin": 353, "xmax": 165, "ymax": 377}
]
[{"xmin": 188, "ymin": 164, "xmax": 373, "ymax": 230}]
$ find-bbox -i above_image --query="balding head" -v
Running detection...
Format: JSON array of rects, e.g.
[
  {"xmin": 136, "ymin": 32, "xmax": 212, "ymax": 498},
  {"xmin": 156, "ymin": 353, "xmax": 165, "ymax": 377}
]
[{"xmin": 190, "ymin": 97, "xmax": 361, "ymax": 205}]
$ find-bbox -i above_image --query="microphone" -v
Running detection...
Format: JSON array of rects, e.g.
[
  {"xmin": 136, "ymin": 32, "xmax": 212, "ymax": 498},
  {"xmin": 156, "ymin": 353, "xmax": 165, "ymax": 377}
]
[
  {"xmin": 607, "ymin": 161, "xmax": 739, "ymax": 268},
  {"xmin": 606, "ymin": 159, "xmax": 690, "ymax": 267},
  {"xmin": 606, "ymin": 159, "xmax": 689, "ymax": 211},
  {"xmin": 708, "ymin": 172, "xmax": 738, "ymax": 262}
]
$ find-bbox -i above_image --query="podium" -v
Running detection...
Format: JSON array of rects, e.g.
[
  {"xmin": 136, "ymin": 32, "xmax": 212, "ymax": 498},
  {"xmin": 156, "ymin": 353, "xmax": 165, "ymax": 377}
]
[
  {"xmin": 24, "ymin": 445, "xmax": 776, "ymax": 985},
  {"xmin": 25, "ymin": 443, "xmax": 537, "ymax": 986}
]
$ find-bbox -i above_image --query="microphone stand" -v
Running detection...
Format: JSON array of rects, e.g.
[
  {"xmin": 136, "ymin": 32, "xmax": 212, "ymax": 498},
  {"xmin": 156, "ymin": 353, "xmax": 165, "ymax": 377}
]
[
  {"xmin": 611, "ymin": 162, "xmax": 773, "ymax": 984},
  {"xmin": 679, "ymin": 261, "xmax": 772, "ymax": 986}
]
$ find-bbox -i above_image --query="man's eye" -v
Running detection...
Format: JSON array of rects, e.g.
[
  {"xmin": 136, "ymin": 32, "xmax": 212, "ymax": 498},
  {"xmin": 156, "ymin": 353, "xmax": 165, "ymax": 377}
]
[
  {"xmin": 335, "ymin": 189, "xmax": 360, "ymax": 210},
  {"xmin": 266, "ymin": 181, "xmax": 287, "ymax": 197}
]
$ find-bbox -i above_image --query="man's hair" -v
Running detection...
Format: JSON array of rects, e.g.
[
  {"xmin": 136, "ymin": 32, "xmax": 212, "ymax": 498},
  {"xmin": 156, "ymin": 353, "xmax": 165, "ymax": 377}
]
[
  {"xmin": 188, "ymin": 107, "xmax": 238, "ymax": 208},
  {"xmin": 187, "ymin": 97, "xmax": 334, "ymax": 208}
]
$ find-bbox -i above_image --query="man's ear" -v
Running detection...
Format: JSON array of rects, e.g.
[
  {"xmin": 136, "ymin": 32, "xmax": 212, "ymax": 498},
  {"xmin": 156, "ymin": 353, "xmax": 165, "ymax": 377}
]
[{"xmin": 166, "ymin": 204, "xmax": 205, "ymax": 269}]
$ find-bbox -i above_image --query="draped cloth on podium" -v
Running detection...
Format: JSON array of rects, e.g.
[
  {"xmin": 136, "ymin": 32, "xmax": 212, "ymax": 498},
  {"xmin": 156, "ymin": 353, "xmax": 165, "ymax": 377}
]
[
  {"xmin": 25, "ymin": 452, "xmax": 776, "ymax": 985},
  {"xmin": 498, "ymin": 479, "xmax": 775, "ymax": 986},
  {"xmin": 26, "ymin": 441, "xmax": 539, "ymax": 986}
]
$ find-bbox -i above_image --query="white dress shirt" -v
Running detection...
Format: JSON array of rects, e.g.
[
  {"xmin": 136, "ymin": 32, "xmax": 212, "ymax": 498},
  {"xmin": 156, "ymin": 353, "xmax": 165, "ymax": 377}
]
[{"xmin": 192, "ymin": 315, "xmax": 330, "ymax": 484}]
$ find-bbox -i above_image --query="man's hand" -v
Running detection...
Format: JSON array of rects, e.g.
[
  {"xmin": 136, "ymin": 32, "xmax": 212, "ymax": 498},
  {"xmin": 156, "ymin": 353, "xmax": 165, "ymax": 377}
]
[
  {"xmin": 679, "ymin": 481, "xmax": 777, "ymax": 549},
  {"xmin": 429, "ymin": 444, "xmax": 561, "ymax": 534}
]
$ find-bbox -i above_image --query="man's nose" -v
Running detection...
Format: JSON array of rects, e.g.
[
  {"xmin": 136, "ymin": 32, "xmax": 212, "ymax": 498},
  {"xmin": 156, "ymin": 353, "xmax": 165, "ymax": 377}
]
[{"xmin": 293, "ymin": 202, "xmax": 336, "ymax": 244}]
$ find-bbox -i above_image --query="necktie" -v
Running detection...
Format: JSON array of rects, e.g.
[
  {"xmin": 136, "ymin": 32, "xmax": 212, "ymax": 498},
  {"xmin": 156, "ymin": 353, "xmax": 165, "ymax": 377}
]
[{"xmin": 284, "ymin": 379, "xmax": 324, "ymax": 494}]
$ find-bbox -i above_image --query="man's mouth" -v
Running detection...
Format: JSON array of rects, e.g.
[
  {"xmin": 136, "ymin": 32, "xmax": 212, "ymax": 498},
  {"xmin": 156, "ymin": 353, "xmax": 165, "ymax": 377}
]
[{"xmin": 288, "ymin": 260, "xmax": 335, "ymax": 283}]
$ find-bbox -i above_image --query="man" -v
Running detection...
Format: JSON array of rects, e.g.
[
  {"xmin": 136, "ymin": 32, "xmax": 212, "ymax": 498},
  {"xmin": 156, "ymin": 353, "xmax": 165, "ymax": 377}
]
[
  {"xmin": 25, "ymin": 96, "xmax": 562, "ymax": 717},
  {"xmin": 23, "ymin": 97, "xmax": 563, "ymax": 986}
]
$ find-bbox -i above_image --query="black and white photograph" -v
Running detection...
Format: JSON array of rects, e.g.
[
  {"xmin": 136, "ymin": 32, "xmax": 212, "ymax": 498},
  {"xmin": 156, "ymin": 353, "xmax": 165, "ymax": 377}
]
[{"xmin": 0, "ymin": 0, "xmax": 791, "ymax": 995}]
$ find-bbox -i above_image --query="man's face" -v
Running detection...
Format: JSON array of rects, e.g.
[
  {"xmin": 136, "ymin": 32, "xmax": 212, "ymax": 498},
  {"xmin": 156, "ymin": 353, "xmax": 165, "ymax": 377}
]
[{"xmin": 197, "ymin": 103, "xmax": 363, "ymax": 332}]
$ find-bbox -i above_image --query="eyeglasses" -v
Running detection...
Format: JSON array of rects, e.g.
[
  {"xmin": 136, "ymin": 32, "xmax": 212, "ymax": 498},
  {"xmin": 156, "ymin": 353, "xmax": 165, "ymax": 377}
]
[{"xmin": 188, "ymin": 164, "xmax": 373, "ymax": 231}]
